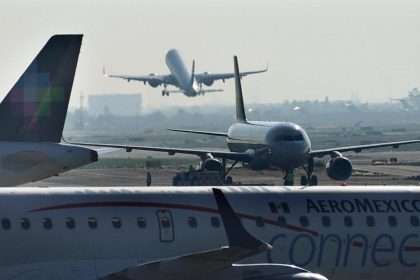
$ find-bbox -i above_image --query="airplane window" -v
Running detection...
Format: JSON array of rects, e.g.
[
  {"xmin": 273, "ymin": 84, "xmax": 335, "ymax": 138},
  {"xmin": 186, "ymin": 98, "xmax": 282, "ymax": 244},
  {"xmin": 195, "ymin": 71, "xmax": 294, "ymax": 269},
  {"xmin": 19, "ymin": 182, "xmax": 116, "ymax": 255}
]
[
  {"xmin": 42, "ymin": 218, "xmax": 52, "ymax": 230},
  {"xmin": 256, "ymin": 217, "xmax": 265, "ymax": 227},
  {"xmin": 278, "ymin": 216, "xmax": 287, "ymax": 226},
  {"xmin": 410, "ymin": 216, "xmax": 420, "ymax": 227},
  {"xmin": 388, "ymin": 216, "xmax": 397, "ymax": 227},
  {"xmin": 281, "ymin": 202, "xmax": 290, "ymax": 213},
  {"xmin": 322, "ymin": 216, "xmax": 331, "ymax": 227},
  {"xmin": 211, "ymin": 216, "xmax": 220, "ymax": 228},
  {"xmin": 268, "ymin": 202, "xmax": 278, "ymax": 213},
  {"xmin": 366, "ymin": 216, "xmax": 375, "ymax": 227},
  {"xmin": 188, "ymin": 217, "xmax": 198, "ymax": 228},
  {"xmin": 160, "ymin": 217, "xmax": 171, "ymax": 228},
  {"xmin": 137, "ymin": 217, "xmax": 147, "ymax": 228},
  {"xmin": 344, "ymin": 216, "xmax": 353, "ymax": 227},
  {"xmin": 88, "ymin": 217, "xmax": 97, "ymax": 229},
  {"xmin": 1, "ymin": 218, "xmax": 11, "ymax": 230},
  {"xmin": 66, "ymin": 217, "xmax": 75, "ymax": 229},
  {"xmin": 300, "ymin": 216, "xmax": 309, "ymax": 227},
  {"xmin": 112, "ymin": 217, "xmax": 122, "ymax": 229},
  {"xmin": 21, "ymin": 218, "xmax": 30, "ymax": 230}
]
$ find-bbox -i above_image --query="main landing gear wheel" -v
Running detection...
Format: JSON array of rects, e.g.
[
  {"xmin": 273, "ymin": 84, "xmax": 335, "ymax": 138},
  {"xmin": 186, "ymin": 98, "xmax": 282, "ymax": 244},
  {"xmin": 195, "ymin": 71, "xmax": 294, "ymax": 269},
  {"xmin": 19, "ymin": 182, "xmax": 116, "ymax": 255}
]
[
  {"xmin": 300, "ymin": 157, "xmax": 318, "ymax": 186},
  {"xmin": 300, "ymin": 175, "xmax": 308, "ymax": 186},
  {"xmin": 309, "ymin": 175, "xmax": 318, "ymax": 186},
  {"xmin": 300, "ymin": 174, "xmax": 318, "ymax": 186}
]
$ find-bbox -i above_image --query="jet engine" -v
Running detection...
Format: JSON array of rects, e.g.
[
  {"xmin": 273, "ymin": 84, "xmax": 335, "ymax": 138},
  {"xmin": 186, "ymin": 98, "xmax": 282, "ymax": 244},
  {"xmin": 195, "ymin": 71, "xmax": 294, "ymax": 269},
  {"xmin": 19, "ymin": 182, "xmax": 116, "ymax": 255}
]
[
  {"xmin": 246, "ymin": 148, "xmax": 270, "ymax": 170},
  {"xmin": 326, "ymin": 156, "xmax": 352, "ymax": 180},
  {"xmin": 202, "ymin": 79, "xmax": 214, "ymax": 86},
  {"xmin": 147, "ymin": 73, "xmax": 161, "ymax": 87},
  {"xmin": 202, "ymin": 158, "xmax": 223, "ymax": 172}
]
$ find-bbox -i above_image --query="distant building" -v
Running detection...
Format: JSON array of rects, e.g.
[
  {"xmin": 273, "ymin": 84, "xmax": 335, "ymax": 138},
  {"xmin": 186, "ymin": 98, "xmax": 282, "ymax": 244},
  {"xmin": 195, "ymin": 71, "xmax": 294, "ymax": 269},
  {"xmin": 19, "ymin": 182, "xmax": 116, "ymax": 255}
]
[{"xmin": 88, "ymin": 93, "xmax": 142, "ymax": 116}]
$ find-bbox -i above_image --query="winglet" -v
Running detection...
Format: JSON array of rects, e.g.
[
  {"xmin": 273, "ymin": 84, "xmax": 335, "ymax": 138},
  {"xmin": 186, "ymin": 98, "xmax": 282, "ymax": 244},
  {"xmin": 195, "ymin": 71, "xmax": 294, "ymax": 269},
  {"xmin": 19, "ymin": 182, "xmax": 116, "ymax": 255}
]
[
  {"xmin": 213, "ymin": 188, "xmax": 271, "ymax": 251},
  {"xmin": 233, "ymin": 56, "xmax": 247, "ymax": 122}
]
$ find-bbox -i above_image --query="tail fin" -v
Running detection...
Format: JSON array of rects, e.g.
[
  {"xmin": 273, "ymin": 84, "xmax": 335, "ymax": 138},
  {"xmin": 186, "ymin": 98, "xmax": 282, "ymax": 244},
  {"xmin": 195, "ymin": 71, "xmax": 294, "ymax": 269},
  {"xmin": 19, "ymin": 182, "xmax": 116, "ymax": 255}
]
[
  {"xmin": 233, "ymin": 56, "xmax": 247, "ymax": 122},
  {"xmin": 0, "ymin": 34, "xmax": 82, "ymax": 142},
  {"xmin": 190, "ymin": 59, "xmax": 196, "ymax": 87}
]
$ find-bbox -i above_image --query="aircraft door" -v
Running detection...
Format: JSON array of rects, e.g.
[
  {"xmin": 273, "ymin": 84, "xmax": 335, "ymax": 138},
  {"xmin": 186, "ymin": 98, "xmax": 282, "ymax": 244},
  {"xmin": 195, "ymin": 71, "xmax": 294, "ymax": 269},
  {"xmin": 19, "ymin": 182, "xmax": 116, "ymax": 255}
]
[{"xmin": 156, "ymin": 209, "xmax": 174, "ymax": 242}]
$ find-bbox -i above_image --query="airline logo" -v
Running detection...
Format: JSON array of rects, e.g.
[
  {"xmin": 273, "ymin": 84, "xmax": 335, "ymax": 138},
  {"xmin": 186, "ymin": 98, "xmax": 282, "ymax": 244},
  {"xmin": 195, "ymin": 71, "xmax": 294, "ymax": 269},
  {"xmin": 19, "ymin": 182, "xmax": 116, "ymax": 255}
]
[{"xmin": 306, "ymin": 198, "xmax": 420, "ymax": 214}]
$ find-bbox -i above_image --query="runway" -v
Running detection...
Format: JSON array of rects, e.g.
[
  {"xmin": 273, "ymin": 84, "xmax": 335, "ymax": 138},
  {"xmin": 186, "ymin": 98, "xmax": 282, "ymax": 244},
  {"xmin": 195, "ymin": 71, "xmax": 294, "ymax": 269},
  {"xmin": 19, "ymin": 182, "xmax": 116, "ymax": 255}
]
[{"xmin": 24, "ymin": 150, "xmax": 420, "ymax": 187}]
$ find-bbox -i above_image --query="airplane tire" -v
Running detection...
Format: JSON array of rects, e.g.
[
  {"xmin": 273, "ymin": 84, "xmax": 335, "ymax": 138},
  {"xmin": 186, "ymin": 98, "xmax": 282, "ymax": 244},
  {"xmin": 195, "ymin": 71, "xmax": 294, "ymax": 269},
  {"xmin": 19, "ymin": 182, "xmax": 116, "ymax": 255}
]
[
  {"xmin": 309, "ymin": 175, "xmax": 318, "ymax": 186},
  {"xmin": 300, "ymin": 175, "xmax": 308, "ymax": 186}
]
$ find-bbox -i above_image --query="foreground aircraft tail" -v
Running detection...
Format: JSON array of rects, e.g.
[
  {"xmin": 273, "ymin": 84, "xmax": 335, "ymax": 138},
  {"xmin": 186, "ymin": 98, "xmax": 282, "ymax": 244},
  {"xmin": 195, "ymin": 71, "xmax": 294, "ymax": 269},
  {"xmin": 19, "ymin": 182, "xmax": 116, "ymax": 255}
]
[
  {"xmin": 0, "ymin": 35, "xmax": 82, "ymax": 142},
  {"xmin": 234, "ymin": 56, "xmax": 247, "ymax": 123}
]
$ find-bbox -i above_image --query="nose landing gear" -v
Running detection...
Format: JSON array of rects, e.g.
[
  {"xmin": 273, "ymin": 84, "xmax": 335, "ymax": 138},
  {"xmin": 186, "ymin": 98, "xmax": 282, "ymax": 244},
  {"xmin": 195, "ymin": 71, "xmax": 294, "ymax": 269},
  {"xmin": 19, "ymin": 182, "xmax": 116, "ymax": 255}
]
[
  {"xmin": 301, "ymin": 157, "xmax": 318, "ymax": 186},
  {"xmin": 283, "ymin": 169, "xmax": 295, "ymax": 186},
  {"xmin": 161, "ymin": 84, "xmax": 169, "ymax": 96}
]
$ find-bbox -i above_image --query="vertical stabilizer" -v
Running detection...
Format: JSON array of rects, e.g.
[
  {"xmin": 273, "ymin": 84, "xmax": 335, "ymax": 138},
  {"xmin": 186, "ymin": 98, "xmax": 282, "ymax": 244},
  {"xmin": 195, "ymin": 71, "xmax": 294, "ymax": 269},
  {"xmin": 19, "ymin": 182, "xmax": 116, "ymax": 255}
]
[
  {"xmin": 234, "ymin": 56, "xmax": 247, "ymax": 122},
  {"xmin": 190, "ymin": 59, "xmax": 196, "ymax": 87},
  {"xmin": 0, "ymin": 35, "xmax": 82, "ymax": 142}
]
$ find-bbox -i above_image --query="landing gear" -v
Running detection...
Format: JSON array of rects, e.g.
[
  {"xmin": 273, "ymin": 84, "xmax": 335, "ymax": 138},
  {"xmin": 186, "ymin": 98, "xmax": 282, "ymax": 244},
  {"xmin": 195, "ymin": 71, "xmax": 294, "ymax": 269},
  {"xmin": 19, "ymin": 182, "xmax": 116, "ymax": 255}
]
[
  {"xmin": 284, "ymin": 169, "xmax": 295, "ymax": 186},
  {"xmin": 300, "ymin": 175, "xmax": 308, "ymax": 186},
  {"xmin": 162, "ymin": 84, "xmax": 169, "ymax": 96},
  {"xmin": 301, "ymin": 157, "xmax": 318, "ymax": 186},
  {"xmin": 309, "ymin": 174, "xmax": 318, "ymax": 186}
]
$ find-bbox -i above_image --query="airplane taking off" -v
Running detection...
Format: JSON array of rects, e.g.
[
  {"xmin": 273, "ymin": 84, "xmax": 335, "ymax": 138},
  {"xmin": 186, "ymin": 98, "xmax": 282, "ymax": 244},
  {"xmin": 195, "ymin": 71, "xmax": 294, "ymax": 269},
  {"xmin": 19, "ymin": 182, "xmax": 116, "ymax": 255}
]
[
  {"xmin": 104, "ymin": 49, "xmax": 267, "ymax": 97},
  {"xmin": 70, "ymin": 56, "xmax": 420, "ymax": 186},
  {"xmin": 0, "ymin": 35, "xmax": 98, "ymax": 186},
  {"xmin": 2, "ymin": 185, "xmax": 420, "ymax": 280}
]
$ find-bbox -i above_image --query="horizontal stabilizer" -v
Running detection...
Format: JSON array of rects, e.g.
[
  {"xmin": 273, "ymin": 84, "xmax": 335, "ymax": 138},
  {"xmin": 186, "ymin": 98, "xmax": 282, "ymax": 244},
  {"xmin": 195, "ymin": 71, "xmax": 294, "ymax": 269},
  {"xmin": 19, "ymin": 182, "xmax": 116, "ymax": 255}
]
[
  {"xmin": 168, "ymin": 128, "xmax": 228, "ymax": 137},
  {"xmin": 199, "ymin": 89, "xmax": 224, "ymax": 93}
]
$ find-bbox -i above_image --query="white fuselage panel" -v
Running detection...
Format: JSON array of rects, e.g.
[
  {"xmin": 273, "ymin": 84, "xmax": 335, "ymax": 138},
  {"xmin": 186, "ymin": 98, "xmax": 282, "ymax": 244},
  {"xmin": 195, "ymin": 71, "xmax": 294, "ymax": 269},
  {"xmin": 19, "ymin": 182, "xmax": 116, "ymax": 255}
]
[{"xmin": 0, "ymin": 186, "xmax": 418, "ymax": 280}]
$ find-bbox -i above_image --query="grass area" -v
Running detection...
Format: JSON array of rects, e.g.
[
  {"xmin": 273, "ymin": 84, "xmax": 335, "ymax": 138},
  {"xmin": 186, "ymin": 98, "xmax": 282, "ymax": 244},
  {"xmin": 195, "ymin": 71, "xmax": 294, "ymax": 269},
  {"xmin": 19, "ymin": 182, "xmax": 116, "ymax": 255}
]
[{"xmin": 83, "ymin": 157, "xmax": 198, "ymax": 169}]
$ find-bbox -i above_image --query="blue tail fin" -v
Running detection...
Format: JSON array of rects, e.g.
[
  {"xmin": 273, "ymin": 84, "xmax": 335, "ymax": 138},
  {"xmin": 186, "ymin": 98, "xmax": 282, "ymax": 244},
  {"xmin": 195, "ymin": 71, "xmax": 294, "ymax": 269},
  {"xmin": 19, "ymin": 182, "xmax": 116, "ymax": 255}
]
[{"xmin": 0, "ymin": 34, "xmax": 82, "ymax": 142}]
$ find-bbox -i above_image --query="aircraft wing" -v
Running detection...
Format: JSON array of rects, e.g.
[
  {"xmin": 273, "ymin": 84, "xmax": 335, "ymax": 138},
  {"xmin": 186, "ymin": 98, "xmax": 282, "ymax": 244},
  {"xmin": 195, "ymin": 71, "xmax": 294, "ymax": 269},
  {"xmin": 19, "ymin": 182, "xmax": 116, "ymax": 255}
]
[
  {"xmin": 64, "ymin": 140, "xmax": 253, "ymax": 162},
  {"xmin": 100, "ymin": 189, "xmax": 271, "ymax": 280},
  {"xmin": 104, "ymin": 69, "xmax": 177, "ymax": 86},
  {"xmin": 195, "ymin": 66, "xmax": 268, "ymax": 84},
  {"xmin": 168, "ymin": 128, "xmax": 228, "ymax": 137},
  {"xmin": 310, "ymin": 139, "xmax": 420, "ymax": 158}
]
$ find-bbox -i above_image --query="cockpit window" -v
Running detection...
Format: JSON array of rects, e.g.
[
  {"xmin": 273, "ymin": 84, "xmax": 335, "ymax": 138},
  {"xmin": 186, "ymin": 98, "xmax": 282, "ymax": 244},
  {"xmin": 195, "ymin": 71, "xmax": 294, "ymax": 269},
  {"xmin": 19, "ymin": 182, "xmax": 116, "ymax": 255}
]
[{"xmin": 275, "ymin": 133, "xmax": 304, "ymax": 142}]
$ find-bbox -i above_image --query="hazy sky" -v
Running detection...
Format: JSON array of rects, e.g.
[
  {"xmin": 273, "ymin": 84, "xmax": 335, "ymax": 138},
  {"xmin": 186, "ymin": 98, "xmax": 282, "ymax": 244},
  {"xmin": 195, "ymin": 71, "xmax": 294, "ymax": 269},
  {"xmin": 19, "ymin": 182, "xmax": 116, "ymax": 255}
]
[{"xmin": 0, "ymin": 0, "xmax": 419, "ymax": 111}]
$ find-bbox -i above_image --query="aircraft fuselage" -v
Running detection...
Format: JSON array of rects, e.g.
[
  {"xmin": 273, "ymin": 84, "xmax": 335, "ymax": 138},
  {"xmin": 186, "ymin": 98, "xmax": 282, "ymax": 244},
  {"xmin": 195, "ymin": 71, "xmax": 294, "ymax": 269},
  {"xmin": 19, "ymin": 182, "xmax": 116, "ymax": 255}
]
[
  {"xmin": 0, "ymin": 186, "xmax": 418, "ymax": 280},
  {"xmin": 227, "ymin": 121, "xmax": 311, "ymax": 170},
  {"xmin": 165, "ymin": 49, "xmax": 199, "ymax": 97}
]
